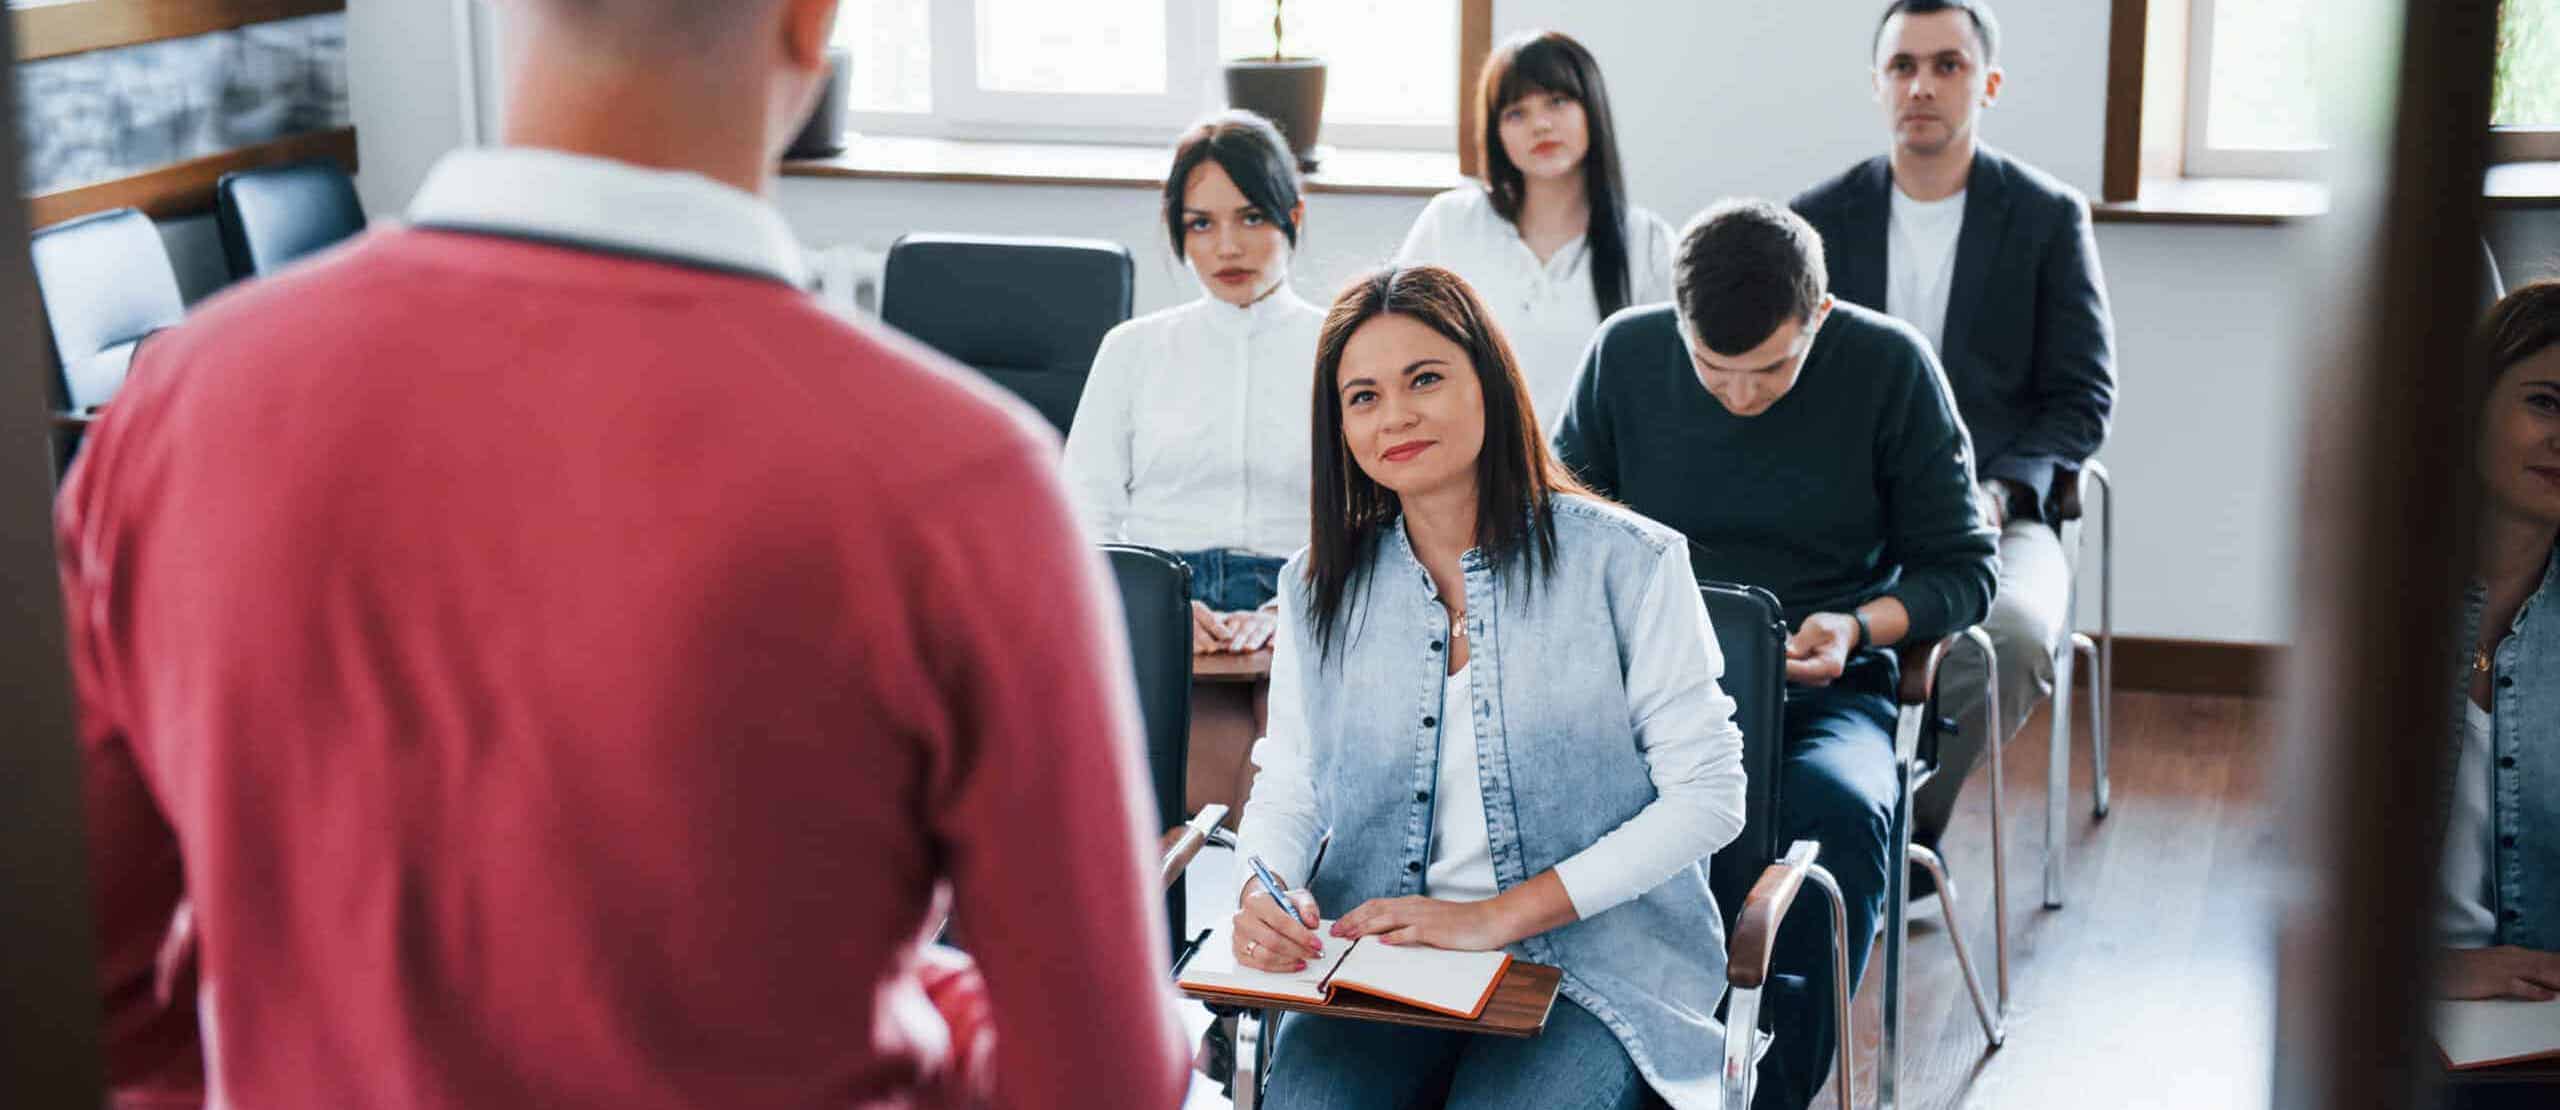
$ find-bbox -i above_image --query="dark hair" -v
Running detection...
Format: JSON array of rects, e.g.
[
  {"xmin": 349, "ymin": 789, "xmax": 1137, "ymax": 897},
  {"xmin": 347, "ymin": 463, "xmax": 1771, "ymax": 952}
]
[
  {"xmin": 1673, "ymin": 199, "xmax": 1830, "ymax": 356},
  {"xmin": 1478, "ymin": 31, "xmax": 1636, "ymax": 318},
  {"xmin": 1303, "ymin": 266, "xmax": 1588, "ymax": 657},
  {"xmin": 1872, "ymin": 0, "xmax": 2002, "ymax": 65},
  {"xmin": 1163, "ymin": 111, "xmax": 1303, "ymax": 257}
]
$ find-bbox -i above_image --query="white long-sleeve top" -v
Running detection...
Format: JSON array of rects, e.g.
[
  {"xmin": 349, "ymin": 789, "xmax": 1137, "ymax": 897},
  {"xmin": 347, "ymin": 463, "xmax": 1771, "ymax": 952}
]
[
  {"xmin": 1393, "ymin": 186, "xmax": 1677, "ymax": 433},
  {"xmin": 1240, "ymin": 538, "xmax": 1747, "ymax": 921},
  {"xmin": 1061, "ymin": 288, "xmax": 1322, "ymax": 558}
]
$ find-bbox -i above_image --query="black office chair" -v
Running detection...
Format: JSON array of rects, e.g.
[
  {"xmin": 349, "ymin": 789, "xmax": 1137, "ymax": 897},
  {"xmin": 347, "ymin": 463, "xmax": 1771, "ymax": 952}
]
[
  {"xmin": 1104, "ymin": 543, "xmax": 1218, "ymax": 957},
  {"xmin": 879, "ymin": 233, "xmax": 1134, "ymax": 438},
  {"xmin": 1702, "ymin": 580, "xmax": 1857, "ymax": 1109},
  {"xmin": 215, "ymin": 159, "xmax": 367, "ymax": 280},
  {"xmin": 28, "ymin": 207, "xmax": 186, "ymax": 474}
]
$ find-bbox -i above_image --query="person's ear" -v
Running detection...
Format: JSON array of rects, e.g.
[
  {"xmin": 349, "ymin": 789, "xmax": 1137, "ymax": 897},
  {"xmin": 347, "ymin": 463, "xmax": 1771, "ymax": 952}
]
[
  {"xmin": 1981, "ymin": 65, "xmax": 2005, "ymax": 108},
  {"xmin": 1289, "ymin": 199, "xmax": 1308, "ymax": 242},
  {"xmin": 780, "ymin": 0, "xmax": 839, "ymax": 73}
]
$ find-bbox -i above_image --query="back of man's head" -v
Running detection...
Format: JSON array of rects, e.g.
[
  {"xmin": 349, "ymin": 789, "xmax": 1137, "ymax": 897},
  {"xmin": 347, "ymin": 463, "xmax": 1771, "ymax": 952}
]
[{"xmin": 1674, "ymin": 200, "xmax": 1829, "ymax": 356}]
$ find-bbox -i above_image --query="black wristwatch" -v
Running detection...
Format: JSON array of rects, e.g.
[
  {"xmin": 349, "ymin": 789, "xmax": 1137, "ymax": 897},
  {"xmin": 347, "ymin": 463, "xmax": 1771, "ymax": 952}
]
[{"xmin": 1851, "ymin": 609, "xmax": 1874, "ymax": 652}]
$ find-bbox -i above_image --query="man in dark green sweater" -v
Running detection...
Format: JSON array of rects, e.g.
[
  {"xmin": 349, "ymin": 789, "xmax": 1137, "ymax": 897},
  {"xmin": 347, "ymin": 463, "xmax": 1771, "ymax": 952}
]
[{"xmin": 1553, "ymin": 198, "xmax": 1996, "ymax": 1110}]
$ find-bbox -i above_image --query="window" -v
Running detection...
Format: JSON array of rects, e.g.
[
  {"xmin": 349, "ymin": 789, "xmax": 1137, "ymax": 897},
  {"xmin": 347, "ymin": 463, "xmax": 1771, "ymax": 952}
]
[
  {"xmin": 832, "ymin": 0, "xmax": 1455, "ymax": 148},
  {"xmin": 2171, "ymin": 0, "xmax": 2559, "ymax": 181}
]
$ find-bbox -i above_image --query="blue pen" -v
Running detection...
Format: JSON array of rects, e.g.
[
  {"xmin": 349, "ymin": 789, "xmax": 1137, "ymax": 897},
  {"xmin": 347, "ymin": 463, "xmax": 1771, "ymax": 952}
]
[{"xmin": 1246, "ymin": 853, "xmax": 1312, "ymax": 928}]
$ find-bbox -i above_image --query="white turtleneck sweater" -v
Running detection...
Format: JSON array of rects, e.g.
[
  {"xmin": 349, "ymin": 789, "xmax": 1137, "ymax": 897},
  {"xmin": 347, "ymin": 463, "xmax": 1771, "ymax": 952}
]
[{"xmin": 1063, "ymin": 286, "xmax": 1323, "ymax": 559}]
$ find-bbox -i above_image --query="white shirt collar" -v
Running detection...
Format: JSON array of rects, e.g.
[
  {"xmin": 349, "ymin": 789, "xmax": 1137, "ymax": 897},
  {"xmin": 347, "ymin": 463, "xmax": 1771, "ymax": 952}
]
[
  {"xmin": 1192, "ymin": 282, "xmax": 1314, "ymax": 335},
  {"xmin": 407, "ymin": 147, "xmax": 810, "ymax": 288}
]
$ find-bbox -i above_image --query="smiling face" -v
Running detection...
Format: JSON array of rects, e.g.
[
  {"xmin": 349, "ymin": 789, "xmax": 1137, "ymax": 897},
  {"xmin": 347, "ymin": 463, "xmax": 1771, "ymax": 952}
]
[
  {"xmin": 1496, "ymin": 87, "xmax": 1590, "ymax": 185},
  {"xmin": 1682, "ymin": 296, "xmax": 1833, "ymax": 417},
  {"xmin": 2480, "ymin": 344, "xmax": 2560, "ymax": 527},
  {"xmin": 1872, "ymin": 9, "xmax": 2002, "ymax": 159},
  {"xmin": 1181, "ymin": 160, "xmax": 1296, "ymax": 307},
  {"xmin": 1335, "ymin": 312, "xmax": 1488, "ymax": 503}
]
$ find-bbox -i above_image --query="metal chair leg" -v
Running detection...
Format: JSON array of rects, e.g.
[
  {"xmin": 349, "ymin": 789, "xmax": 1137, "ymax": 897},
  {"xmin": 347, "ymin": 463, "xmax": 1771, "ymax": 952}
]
[
  {"xmin": 1880, "ymin": 747, "xmax": 1917, "ymax": 1110},
  {"xmin": 1233, "ymin": 1009, "xmax": 1265, "ymax": 1110},
  {"xmin": 2044, "ymin": 629, "xmax": 2076, "ymax": 910},
  {"xmin": 2075, "ymin": 633, "xmax": 2111, "ymax": 819},
  {"xmin": 1958, "ymin": 626, "xmax": 2009, "ymax": 1014},
  {"xmin": 2087, "ymin": 461, "xmax": 2116, "ymax": 821},
  {"xmin": 1908, "ymin": 844, "xmax": 2007, "ymax": 1047}
]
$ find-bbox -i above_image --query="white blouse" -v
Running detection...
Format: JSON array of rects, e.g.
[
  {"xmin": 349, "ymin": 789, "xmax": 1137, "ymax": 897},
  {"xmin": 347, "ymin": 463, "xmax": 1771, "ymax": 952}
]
[
  {"xmin": 1061, "ymin": 288, "xmax": 1323, "ymax": 559},
  {"xmin": 1427, "ymin": 662, "xmax": 1500, "ymax": 904},
  {"xmin": 1393, "ymin": 186, "xmax": 1677, "ymax": 432},
  {"xmin": 1240, "ymin": 539, "xmax": 1745, "ymax": 921},
  {"xmin": 2440, "ymin": 700, "xmax": 2499, "ymax": 948}
]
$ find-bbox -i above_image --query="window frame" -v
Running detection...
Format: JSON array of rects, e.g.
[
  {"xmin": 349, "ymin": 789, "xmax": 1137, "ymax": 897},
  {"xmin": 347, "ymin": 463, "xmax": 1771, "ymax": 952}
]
[
  {"xmin": 840, "ymin": 0, "xmax": 1460, "ymax": 152},
  {"xmin": 2179, "ymin": 0, "xmax": 2324, "ymax": 180}
]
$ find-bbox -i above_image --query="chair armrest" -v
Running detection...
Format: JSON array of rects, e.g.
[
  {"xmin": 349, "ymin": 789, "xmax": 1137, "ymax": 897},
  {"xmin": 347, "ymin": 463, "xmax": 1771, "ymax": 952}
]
[
  {"xmin": 1159, "ymin": 804, "xmax": 1231, "ymax": 891},
  {"xmin": 51, "ymin": 410, "xmax": 97, "ymax": 431},
  {"xmin": 1728, "ymin": 840, "xmax": 1822, "ymax": 989},
  {"xmin": 2051, "ymin": 467, "xmax": 2086, "ymax": 523},
  {"xmin": 1895, "ymin": 636, "xmax": 1952, "ymax": 709}
]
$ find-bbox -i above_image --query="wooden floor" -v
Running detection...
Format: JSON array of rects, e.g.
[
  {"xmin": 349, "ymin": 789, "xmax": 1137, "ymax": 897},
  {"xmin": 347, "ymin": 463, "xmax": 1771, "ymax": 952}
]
[
  {"xmin": 1820, "ymin": 690, "xmax": 2277, "ymax": 1110},
  {"xmin": 1178, "ymin": 689, "xmax": 2279, "ymax": 1109}
]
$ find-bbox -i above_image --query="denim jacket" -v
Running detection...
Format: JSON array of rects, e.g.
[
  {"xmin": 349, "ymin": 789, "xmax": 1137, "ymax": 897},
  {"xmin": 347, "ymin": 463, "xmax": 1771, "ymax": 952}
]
[
  {"xmin": 2457, "ymin": 547, "xmax": 2560, "ymax": 950},
  {"xmin": 1267, "ymin": 495, "xmax": 1743, "ymax": 1108}
]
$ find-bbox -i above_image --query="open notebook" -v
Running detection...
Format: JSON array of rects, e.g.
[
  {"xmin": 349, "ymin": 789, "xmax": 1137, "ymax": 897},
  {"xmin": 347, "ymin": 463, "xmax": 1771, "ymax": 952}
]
[
  {"xmin": 2436, "ymin": 997, "xmax": 2560, "ymax": 1069},
  {"xmin": 1178, "ymin": 919, "xmax": 1512, "ymax": 1021}
]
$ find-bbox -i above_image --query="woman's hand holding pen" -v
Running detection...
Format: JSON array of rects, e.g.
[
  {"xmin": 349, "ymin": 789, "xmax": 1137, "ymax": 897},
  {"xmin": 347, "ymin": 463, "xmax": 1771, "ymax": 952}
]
[{"xmin": 1233, "ymin": 881, "xmax": 1325, "ymax": 973}]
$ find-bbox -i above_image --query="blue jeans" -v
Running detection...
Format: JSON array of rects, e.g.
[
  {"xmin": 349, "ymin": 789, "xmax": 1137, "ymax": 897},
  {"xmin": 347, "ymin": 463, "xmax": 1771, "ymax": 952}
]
[
  {"xmin": 1174, "ymin": 547, "xmax": 1287, "ymax": 612},
  {"xmin": 1261, "ymin": 996, "xmax": 1653, "ymax": 1110},
  {"xmin": 1756, "ymin": 651, "xmax": 1898, "ymax": 1110}
]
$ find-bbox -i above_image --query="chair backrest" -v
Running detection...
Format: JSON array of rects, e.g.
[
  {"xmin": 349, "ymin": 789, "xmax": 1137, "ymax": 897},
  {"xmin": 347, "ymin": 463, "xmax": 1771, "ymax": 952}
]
[
  {"xmin": 29, "ymin": 207, "xmax": 184, "ymax": 415},
  {"xmin": 215, "ymin": 159, "xmax": 367, "ymax": 280},
  {"xmin": 879, "ymin": 233, "xmax": 1134, "ymax": 438},
  {"xmin": 1102, "ymin": 544, "xmax": 1195, "ymax": 948},
  {"xmin": 1701, "ymin": 580, "xmax": 1789, "ymax": 920}
]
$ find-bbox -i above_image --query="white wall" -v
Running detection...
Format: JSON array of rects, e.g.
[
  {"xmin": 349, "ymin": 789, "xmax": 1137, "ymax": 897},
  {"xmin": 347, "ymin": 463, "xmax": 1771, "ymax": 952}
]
[{"xmin": 352, "ymin": 0, "xmax": 2316, "ymax": 643}]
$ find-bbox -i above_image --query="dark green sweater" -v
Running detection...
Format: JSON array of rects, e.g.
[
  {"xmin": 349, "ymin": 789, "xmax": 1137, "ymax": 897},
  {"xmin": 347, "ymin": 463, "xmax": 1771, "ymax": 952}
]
[{"xmin": 1552, "ymin": 302, "xmax": 1997, "ymax": 641}]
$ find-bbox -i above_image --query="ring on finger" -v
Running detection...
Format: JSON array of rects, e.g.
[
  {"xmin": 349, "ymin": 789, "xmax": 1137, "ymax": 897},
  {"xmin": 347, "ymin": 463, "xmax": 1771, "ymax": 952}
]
[{"xmin": 1245, "ymin": 940, "xmax": 1259, "ymax": 958}]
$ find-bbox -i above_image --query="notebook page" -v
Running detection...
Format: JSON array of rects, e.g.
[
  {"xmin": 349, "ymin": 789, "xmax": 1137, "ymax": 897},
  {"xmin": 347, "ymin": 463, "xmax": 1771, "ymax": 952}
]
[
  {"xmin": 2436, "ymin": 998, "xmax": 2560, "ymax": 1068},
  {"xmin": 1328, "ymin": 941, "xmax": 1510, "ymax": 1019},
  {"xmin": 1177, "ymin": 919, "xmax": 1355, "ymax": 1005}
]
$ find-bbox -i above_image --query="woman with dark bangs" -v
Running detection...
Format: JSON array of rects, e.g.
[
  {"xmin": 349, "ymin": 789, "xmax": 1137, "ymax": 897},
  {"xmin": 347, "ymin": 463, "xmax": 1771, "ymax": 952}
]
[
  {"xmin": 1394, "ymin": 30, "xmax": 1674, "ymax": 433},
  {"xmin": 1065, "ymin": 111, "xmax": 1322, "ymax": 654},
  {"xmin": 1231, "ymin": 266, "xmax": 1744, "ymax": 1107}
]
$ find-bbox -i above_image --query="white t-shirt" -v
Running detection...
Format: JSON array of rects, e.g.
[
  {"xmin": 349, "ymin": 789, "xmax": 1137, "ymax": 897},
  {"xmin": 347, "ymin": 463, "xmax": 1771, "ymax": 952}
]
[
  {"xmin": 1060, "ymin": 287, "xmax": 1322, "ymax": 558},
  {"xmin": 2439, "ymin": 700, "xmax": 2499, "ymax": 948},
  {"xmin": 1426, "ymin": 662, "xmax": 1500, "ymax": 903},
  {"xmin": 1394, "ymin": 187, "xmax": 1676, "ymax": 433},
  {"xmin": 1886, "ymin": 187, "xmax": 1967, "ymax": 357}
]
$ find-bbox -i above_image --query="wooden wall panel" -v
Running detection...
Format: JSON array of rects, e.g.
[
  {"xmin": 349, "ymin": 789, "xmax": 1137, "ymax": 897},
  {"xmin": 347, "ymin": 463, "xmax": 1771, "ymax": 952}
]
[{"xmin": 13, "ymin": 0, "xmax": 343, "ymax": 62}]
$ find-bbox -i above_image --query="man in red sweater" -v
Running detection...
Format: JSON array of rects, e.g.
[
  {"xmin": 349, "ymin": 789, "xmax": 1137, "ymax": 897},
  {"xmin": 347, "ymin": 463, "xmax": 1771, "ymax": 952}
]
[{"xmin": 53, "ymin": 1, "xmax": 1192, "ymax": 1106}]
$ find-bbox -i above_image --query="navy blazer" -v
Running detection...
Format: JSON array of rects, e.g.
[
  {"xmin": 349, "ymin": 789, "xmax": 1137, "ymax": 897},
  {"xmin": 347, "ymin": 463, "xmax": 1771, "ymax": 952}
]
[{"xmin": 1792, "ymin": 145, "xmax": 2116, "ymax": 522}]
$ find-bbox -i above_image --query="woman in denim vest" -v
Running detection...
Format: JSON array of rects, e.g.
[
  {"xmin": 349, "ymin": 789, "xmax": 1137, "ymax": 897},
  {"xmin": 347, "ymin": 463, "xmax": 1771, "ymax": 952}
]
[
  {"xmin": 2439, "ymin": 280, "xmax": 2560, "ymax": 1001},
  {"xmin": 1232, "ymin": 265, "xmax": 1747, "ymax": 1108}
]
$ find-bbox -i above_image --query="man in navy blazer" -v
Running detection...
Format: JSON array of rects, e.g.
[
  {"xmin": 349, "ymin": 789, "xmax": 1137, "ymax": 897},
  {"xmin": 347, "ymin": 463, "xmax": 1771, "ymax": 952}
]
[{"xmin": 1793, "ymin": 0, "xmax": 2116, "ymax": 869}]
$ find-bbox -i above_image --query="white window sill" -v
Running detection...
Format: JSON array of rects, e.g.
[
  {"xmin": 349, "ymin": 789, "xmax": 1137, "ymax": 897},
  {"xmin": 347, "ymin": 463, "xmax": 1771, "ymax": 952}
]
[{"xmin": 781, "ymin": 134, "xmax": 1462, "ymax": 198}]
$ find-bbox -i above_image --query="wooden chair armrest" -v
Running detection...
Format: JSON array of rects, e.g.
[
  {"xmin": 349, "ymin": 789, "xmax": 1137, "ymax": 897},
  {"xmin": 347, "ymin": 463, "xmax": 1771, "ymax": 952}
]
[
  {"xmin": 1728, "ymin": 840, "xmax": 1822, "ymax": 989},
  {"xmin": 1894, "ymin": 636, "xmax": 1952, "ymax": 708},
  {"xmin": 1159, "ymin": 804, "xmax": 1230, "ymax": 891},
  {"xmin": 51, "ymin": 409, "xmax": 98, "ymax": 430},
  {"xmin": 2050, "ymin": 468, "xmax": 2086, "ymax": 523}
]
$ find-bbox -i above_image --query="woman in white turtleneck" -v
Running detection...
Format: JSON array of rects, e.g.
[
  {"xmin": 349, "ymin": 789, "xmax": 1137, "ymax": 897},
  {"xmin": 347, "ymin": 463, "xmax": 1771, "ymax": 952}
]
[{"xmin": 1064, "ymin": 111, "xmax": 1322, "ymax": 655}]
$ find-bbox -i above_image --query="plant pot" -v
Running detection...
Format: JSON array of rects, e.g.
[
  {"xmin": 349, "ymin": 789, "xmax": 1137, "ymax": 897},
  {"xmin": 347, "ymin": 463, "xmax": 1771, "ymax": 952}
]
[
  {"xmin": 1224, "ymin": 57, "xmax": 1327, "ymax": 171},
  {"xmin": 787, "ymin": 47, "xmax": 853, "ymax": 160}
]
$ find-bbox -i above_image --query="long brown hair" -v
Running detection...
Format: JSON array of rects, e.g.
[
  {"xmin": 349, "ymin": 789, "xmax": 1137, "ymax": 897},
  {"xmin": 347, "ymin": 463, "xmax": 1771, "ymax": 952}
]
[
  {"xmin": 1303, "ymin": 265, "xmax": 1588, "ymax": 657},
  {"xmin": 1478, "ymin": 31, "xmax": 1635, "ymax": 318}
]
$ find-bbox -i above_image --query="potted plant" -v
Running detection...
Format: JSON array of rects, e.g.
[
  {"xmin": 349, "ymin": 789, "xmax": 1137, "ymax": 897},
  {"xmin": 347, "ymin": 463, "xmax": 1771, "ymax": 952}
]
[{"xmin": 1222, "ymin": 0, "xmax": 1327, "ymax": 171}]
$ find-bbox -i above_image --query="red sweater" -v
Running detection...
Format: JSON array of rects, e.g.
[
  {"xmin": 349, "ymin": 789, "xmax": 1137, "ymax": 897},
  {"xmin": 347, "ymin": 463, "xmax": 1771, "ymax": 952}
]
[{"xmin": 55, "ymin": 227, "xmax": 1191, "ymax": 1109}]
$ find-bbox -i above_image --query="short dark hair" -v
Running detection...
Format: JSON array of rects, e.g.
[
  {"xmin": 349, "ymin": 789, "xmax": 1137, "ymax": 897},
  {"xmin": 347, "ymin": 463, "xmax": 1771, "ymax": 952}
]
[
  {"xmin": 1673, "ymin": 200, "xmax": 1829, "ymax": 357},
  {"xmin": 1163, "ymin": 111, "xmax": 1303, "ymax": 257},
  {"xmin": 1872, "ymin": 0, "xmax": 2001, "ymax": 65}
]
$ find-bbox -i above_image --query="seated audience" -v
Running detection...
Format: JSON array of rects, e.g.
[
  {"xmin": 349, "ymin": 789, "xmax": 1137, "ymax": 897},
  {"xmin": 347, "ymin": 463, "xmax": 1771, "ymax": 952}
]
[
  {"xmin": 1791, "ymin": 0, "xmax": 2116, "ymax": 869},
  {"xmin": 2437, "ymin": 280, "xmax": 2560, "ymax": 1003},
  {"xmin": 1233, "ymin": 264, "xmax": 1746, "ymax": 1108},
  {"xmin": 53, "ymin": 1, "xmax": 1188, "ymax": 1106},
  {"xmin": 1066, "ymin": 111, "xmax": 1323, "ymax": 655},
  {"xmin": 1553, "ymin": 199, "xmax": 1996, "ymax": 1110},
  {"xmin": 1394, "ymin": 30, "xmax": 1675, "ymax": 432}
]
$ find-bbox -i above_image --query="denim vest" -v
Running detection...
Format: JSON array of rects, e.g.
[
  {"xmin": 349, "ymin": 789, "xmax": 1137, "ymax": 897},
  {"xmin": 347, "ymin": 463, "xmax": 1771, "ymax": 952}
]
[
  {"xmin": 1282, "ymin": 494, "xmax": 1730, "ymax": 1107},
  {"xmin": 2457, "ymin": 548, "xmax": 2560, "ymax": 950}
]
